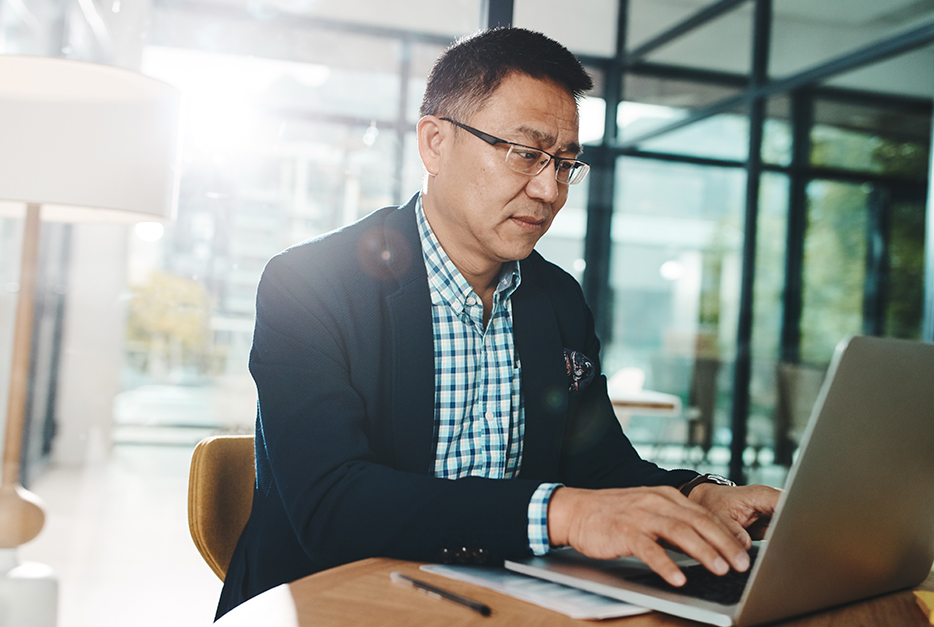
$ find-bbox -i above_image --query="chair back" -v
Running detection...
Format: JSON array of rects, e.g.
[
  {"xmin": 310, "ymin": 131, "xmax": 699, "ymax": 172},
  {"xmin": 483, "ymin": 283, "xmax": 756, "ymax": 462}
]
[
  {"xmin": 774, "ymin": 362, "xmax": 827, "ymax": 466},
  {"xmin": 188, "ymin": 435, "xmax": 255, "ymax": 581}
]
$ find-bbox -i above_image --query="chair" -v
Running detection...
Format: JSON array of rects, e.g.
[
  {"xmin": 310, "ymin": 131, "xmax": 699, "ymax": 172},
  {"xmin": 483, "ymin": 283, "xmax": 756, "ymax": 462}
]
[
  {"xmin": 188, "ymin": 435, "xmax": 255, "ymax": 581},
  {"xmin": 686, "ymin": 356, "xmax": 720, "ymax": 458},
  {"xmin": 773, "ymin": 362, "xmax": 827, "ymax": 467}
]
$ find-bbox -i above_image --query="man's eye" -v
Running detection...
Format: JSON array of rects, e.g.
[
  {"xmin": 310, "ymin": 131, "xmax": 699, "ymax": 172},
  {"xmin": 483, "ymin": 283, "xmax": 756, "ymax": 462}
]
[
  {"xmin": 556, "ymin": 161, "xmax": 574, "ymax": 172},
  {"xmin": 515, "ymin": 150, "xmax": 541, "ymax": 161}
]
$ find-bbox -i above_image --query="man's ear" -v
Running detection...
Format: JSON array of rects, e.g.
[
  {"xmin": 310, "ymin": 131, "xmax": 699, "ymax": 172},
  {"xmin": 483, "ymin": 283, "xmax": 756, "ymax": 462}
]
[{"xmin": 416, "ymin": 116, "xmax": 445, "ymax": 176}]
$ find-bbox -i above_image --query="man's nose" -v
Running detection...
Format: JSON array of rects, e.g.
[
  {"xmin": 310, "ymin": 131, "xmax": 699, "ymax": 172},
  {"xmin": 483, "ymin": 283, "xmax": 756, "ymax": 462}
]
[{"xmin": 525, "ymin": 160, "xmax": 561, "ymax": 203}]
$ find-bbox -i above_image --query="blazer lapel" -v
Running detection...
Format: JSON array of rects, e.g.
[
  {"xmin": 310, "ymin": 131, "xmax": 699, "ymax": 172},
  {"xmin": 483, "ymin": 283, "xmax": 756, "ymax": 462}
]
[
  {"xmin": 513, "ymin": 271, "xmax": 568, "ymax": 480},
  {"xmin": 383, "ymin": 199, "xmax": 436, "ymax": 475}
]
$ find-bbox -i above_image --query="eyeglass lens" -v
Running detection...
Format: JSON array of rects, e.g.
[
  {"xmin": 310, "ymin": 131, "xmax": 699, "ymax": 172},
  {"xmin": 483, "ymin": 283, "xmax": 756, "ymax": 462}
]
[{"xmin": 504, "ymin": 146, "xmax": 588, "ymax": 185}]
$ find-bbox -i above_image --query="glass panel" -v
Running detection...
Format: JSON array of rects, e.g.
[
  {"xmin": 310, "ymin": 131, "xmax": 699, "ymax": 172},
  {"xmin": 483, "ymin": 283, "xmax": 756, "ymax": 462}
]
[
  {"xmin": 291, "ymin": 0, "xmax": 482, "ymax": 36},
  {"xmin": 748, "ymin": 172, "xmax": 789, "ymax": 478},
  {"xmin": 0, "ymin": 0, "xmax": 68, "ymax": 56},
  {"xmin": 885, "ymin": 197, "xmax": 926, "ymax": 340},
  {"xmin": 144, "ymin": 42, "xmax": 401, "ymax": 124},
  {"xmin": 152, "ymin": 1, "xmax": 479, "ymax": 46},
  {"xmin": 638, "ymin": 112, "xmax": 749, "ymax": 161},
  {"xmin": 762, "ymin": 96, "xmax": 792, "ymax": 166},
  {"xmin": 402, "ymin": 131, "xmax": 423, "ymax": 204},
  {"xmin": 514, "ymin": 0, "xmax": 619, "ymax": 57},
  {"xmin": 628, "ymin": 0, "xmax": 714, "ymax": 51},
  {"xmin": 121, "ymin": 43, "xmax": 405, "ymax": 442},
  {"xmin": 629, "ymin": 1, "xmax": 753, "ymax": 75},
  {"xmin": 811, "ymin": 97, "xmax": 932, "ymax": 178},
  {"xmin": 619, "ymin": 75, "xmax": 746, "ymax": 158},
  {"xmin": 771, "ymin": 0, "xmax": 934, "ymax": 83},
  {"xmin": 536, "ymin": 182, "xmax": 589, "ymax": 283},
  {"xmin": 823, "ymin": 45, "xmax": 934, "ymax": 100},
  {"xmin": 799, "ymin": 180, "xmax": 868, "ymax": 363},
  {"xmin": 408, "ymin": 42, "xmax": 449, "ymax": 123},
  {"xmin": 580, "ymin": 66, "xmax": 606, "ymax": 146},
  {"xmin": 606, "ymin": 157, "xmax": 746, "ymax": 467}
]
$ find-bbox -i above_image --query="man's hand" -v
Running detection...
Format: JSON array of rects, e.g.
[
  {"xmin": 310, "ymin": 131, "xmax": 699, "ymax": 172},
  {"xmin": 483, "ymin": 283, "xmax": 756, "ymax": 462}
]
[
  {"xmin": 547, "ymin": 486, "xmax": 754, "ymax": 587},
  {"xmin": 686, "ymin": 483, "xmax": 780, "ymax": 548}
]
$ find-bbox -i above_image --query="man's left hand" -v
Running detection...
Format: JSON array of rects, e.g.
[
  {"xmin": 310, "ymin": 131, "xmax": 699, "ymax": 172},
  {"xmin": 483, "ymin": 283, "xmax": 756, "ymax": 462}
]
[{"xmin": 687, "ymin": 483, "xmax": 781, "ymax": 549}]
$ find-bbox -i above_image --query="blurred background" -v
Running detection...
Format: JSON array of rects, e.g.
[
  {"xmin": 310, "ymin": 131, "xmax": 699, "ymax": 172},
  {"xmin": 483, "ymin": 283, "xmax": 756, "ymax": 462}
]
[{"xmin": 0, "ymin": 1, "xmax": 932, "ymax": 624}]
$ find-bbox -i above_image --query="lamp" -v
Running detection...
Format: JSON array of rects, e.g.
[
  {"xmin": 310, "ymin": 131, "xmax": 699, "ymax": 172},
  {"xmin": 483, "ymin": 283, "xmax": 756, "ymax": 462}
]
[{"xmin": 0, "ymin": 55, "xmax": 181, "ymax": 626}]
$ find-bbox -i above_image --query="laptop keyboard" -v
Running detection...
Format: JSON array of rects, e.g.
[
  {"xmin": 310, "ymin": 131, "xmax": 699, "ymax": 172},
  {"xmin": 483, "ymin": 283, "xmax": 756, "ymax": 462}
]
[{"xmin": 625, "ymin": 546, "xmax": 760, "ymax": 606}]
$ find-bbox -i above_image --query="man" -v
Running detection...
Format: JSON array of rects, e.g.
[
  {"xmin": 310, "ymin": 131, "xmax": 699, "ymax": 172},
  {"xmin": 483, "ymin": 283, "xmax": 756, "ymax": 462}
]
[{"xmin": 216, "ymin": 27, "xmax": 779, "ymax": 619}]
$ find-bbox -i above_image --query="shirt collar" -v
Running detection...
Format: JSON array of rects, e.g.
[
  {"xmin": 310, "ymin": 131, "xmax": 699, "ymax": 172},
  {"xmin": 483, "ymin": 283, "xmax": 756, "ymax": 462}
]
[{"xmin": 416, "ymin": 195, "xmax": 521, "ymax": 310}]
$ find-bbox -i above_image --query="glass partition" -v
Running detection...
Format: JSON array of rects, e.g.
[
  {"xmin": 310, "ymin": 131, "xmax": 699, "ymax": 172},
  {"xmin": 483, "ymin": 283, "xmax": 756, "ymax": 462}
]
[
  {"xmin": 629, "ymin": 0, "xmax": 753, "ymax": 74},
  {"xmin": 605, "ymin": 157, "xmax": 746, "ymax": 464},
  {"xmin": 770, "ymin": 0, "xmax": 934, "ymax": 81},
  {"xmin": 514, "ymin": 0, "xmax": 619, "ymax": 57},
  {"xmin": 117, "ymin": 18, "xmax": 476, "ymax": 444},
  {"xmin": 799, "ymin": 180, "xmax": 869, "ymax": 363}
]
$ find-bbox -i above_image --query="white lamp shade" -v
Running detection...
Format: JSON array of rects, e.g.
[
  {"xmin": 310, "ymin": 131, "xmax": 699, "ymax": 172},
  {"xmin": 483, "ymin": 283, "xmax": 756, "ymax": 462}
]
[{"xmin": 0, "ymin": 55, "xmax": 182, "ymax": 223}]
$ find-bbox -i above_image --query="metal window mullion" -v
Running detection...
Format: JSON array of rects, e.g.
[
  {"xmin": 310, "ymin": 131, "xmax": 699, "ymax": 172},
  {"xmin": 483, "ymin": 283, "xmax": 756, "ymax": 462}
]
[
  {"xmin": 484, "ymin": 0, "xmax": 513, "ymax": 28},
  {"xmin": 583, "ymin": 0, "xmax": 628, "ymax": 343},
  {"xmin": 728, "ymin": 0, "xmax": 771, "ymax": 484},
  {"xmin": 863, "ymin": 187, "xmax": 891, "ymax": 337},
  {"xmin": 779, "ymin": 89, "xmax": 813, "ymax": 365}
]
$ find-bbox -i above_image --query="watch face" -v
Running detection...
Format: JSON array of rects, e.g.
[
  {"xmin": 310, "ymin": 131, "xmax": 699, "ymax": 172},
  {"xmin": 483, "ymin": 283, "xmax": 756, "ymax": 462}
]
[{"xmin": 706, "ymin": 474, "xmax": 736, "ymax": 487}]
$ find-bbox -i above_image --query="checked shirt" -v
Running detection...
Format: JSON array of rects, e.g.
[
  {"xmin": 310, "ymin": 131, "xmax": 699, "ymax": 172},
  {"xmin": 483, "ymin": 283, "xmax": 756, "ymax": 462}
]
[{"xmin": 416, "ymin": 199, "xmax": 559, "ymax": 555}]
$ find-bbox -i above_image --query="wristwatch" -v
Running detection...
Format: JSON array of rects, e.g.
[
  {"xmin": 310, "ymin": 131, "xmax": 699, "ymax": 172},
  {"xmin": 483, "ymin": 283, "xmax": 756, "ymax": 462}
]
[{"xmin": 680, "ymin": 473, "xmax": 736, "ymax": 497}]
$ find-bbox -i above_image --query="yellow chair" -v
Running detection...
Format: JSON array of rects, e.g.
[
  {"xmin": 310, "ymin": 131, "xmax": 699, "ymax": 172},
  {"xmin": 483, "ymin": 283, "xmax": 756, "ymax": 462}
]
[{"xmin": 188, "ymin": 435, "xmax": 255, "ymax": 581}]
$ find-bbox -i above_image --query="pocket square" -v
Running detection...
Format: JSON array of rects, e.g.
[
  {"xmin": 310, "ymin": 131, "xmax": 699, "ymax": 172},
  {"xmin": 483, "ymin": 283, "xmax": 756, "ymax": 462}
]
[{"xmin": 564, "ymin": 349, "xmax": 595, "ymax": 392}]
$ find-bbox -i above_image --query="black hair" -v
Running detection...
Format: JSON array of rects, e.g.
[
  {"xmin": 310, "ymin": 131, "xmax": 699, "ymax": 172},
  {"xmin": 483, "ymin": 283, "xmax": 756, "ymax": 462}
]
[{"xmin": 419, "ymin": 27, "xmax": 593, "ymax": 121}]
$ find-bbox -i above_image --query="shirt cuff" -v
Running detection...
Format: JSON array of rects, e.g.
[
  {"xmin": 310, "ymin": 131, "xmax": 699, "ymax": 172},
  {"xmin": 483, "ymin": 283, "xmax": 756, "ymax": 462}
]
[{"xmin": 527, "ymin": 482, "xmax": 563, "ymax": 556}]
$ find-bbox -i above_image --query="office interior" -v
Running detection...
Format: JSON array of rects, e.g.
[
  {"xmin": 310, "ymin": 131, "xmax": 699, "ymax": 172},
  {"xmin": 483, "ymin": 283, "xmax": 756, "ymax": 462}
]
[{"xmin": 0, "ymin": 0, "xmax": 932, "ymax": 625}]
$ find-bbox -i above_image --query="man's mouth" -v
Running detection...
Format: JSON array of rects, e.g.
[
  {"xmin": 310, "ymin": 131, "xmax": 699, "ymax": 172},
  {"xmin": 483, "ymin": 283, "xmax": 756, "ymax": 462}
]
[{"xmin": 510, "ymin": 215, "xmax": 547, "ymax": 231}]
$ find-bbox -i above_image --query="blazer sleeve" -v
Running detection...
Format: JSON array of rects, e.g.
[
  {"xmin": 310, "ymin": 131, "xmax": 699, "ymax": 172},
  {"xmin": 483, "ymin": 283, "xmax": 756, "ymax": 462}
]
[{"xmin": 249, "ymin": 249, "xmax": 542, "ymax": 572}]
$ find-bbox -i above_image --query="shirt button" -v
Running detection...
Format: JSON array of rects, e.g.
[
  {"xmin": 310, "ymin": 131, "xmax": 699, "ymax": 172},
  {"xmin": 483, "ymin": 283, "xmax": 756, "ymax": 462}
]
[
  {"xmin": 466, "ymin": 296, "xmax": 477, "ymax": 306},
  {"xmin": 485, "ymin": 411, "xmax": 494, "ymax": 421}
]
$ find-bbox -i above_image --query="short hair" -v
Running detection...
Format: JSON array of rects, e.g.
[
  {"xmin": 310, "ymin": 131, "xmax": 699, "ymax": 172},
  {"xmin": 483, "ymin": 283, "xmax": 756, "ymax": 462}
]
[{"xmin": 419, "ymin": 27, "xmax": 593, "ymax": 121}]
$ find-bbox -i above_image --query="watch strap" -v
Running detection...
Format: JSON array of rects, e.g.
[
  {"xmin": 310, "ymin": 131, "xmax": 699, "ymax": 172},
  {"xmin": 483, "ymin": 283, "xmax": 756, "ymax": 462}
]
[{"xmin": 679, "ymin": 473, "xmax": 736, "ymax": 497}]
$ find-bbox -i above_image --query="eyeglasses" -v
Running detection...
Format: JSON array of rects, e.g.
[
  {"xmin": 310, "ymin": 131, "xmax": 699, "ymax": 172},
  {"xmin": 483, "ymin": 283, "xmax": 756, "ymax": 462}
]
[{"xmin": 440, "ymin": 118, "xmax": 590, "ymax": 185}]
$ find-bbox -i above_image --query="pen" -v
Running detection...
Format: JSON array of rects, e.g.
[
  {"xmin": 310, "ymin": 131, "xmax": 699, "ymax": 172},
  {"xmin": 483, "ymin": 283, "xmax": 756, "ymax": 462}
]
[{"xmin": 390, "ymin": 571, "xmax": 492, "ymax": 617}]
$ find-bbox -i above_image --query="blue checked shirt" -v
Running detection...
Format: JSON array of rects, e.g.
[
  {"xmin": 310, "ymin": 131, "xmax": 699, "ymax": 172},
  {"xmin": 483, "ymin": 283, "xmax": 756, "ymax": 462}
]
[{"xmin": 416, "ymin": 199, "xmax": 559, "ymax": 555}]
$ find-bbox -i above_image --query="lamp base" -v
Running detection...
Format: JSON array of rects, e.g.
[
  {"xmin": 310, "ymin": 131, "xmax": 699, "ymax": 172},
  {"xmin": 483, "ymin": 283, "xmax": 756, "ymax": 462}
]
[{"xmin": 0, "ymin": 548, "xmax": 57, "ymax": 626}]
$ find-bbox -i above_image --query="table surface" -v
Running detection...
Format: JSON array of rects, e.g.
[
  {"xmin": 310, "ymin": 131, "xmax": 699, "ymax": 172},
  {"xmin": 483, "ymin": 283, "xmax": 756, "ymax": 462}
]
[
  {"xmin": 610, "ymin": 389, "xmax": 681, "ymax": 412},
  {"xmin": 215, "ymin": 557, "xmax": 934, "ymax": 627}
]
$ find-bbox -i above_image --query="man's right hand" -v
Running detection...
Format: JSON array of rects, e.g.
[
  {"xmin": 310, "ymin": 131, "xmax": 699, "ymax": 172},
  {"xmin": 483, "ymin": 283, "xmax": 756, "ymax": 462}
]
[{"xmin": 546, "ymin": 486, "xmax": 751, "ymax": 587}]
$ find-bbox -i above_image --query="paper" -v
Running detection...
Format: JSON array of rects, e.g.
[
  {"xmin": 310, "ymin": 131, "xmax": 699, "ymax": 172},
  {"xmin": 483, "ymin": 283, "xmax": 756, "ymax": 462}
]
[
  {"xmin": 915, "ymin": 590, "xmax": 934, "ymax": 624},
  {"xmin": 420, "ymin": 564, "xmax": 649, "ymax": 620}
]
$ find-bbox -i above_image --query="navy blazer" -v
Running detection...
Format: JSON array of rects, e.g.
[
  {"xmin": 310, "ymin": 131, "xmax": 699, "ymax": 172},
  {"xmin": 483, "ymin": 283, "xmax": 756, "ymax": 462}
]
[{"xmin": 217, "ymin": 195, "xmax": 695, "ymax": 618}]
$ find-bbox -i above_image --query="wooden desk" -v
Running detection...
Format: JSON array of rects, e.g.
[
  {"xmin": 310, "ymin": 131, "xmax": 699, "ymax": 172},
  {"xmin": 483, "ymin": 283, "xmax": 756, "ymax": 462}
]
[
  {"xmin": 216, "ymin": 558, "xmax": 934, "ymax": 627},
  {"xmin": 611, "ymin": 390, "xmax": 682, "ymax": 414},
  {"xmin": 611, "ymin": 389, "xmax": 682, "ymax": 431}
]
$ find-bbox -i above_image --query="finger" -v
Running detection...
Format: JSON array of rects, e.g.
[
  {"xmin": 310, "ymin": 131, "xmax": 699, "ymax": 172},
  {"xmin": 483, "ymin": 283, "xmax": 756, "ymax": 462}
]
[
  {"xmin": 633, "ymin": 538, "xmax": 687, "ymax": 587},
  {"xmin": 745, "ymin": 516, "xmax": 771, "ymax": 540},
  {"xmin": 654, "ymin": 520, "xmax": 732, "ymax": 577},
  {"xmin": 723, "ymin": 517, "xmax": 752, "ymax": 550},
  {"xmin": 663, "ymin": 507, "xmax": 750, "ymax": 573}
]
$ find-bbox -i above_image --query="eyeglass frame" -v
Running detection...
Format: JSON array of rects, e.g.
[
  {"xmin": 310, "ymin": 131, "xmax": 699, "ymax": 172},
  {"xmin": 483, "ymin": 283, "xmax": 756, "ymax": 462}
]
[{"xmin": 439, "ymin": 117, "xmax": 590, "ymax": 185}]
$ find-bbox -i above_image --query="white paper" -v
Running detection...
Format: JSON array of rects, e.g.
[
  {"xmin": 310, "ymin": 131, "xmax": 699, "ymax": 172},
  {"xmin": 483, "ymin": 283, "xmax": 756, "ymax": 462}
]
[{"xmin": 420, "ymin": 564, "xmax": 649, "ymax": 620}]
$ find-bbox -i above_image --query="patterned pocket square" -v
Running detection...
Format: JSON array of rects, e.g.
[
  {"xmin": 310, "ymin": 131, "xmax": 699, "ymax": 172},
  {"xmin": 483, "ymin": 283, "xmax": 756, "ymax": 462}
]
[{"xmin": 564, "ymin": 349, "xmax": 595, "ymax": 392}]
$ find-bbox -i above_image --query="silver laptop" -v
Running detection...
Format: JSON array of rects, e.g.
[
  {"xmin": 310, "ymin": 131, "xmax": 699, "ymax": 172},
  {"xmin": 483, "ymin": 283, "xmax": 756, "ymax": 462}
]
[{"xmin": 507, "ymin": 335, "xmax": 934, "ymax": 626}]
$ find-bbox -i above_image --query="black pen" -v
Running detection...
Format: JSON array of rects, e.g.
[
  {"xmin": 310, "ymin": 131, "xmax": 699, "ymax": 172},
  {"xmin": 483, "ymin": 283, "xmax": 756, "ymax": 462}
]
[{"xmin": 390, "ymin": 571, "xmax": 492, "ymax": 617}]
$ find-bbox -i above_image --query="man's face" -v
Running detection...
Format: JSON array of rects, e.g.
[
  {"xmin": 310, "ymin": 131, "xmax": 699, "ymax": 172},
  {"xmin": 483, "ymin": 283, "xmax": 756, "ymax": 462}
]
[{"xmin": 422, "ymin": 72, "xmax": 581, "ymax": 275}]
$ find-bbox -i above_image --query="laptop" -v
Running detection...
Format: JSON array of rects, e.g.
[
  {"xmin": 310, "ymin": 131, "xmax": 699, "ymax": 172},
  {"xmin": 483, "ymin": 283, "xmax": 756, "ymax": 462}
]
[{"xmin": 506, "ymin": 335, "xmax": 934, "ymax": 626}]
